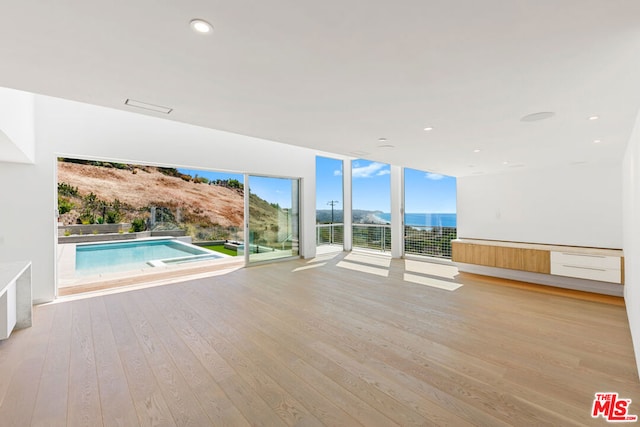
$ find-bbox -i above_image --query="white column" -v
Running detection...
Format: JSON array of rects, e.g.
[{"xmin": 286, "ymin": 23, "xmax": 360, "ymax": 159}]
[
  {"xmin": 390, "ymin": 165, "xmax": 403, "ymax": 258},
  {"xmin": 343, "ymin": 159, "xmax": 353, "ymax": 251},
  {"xmin": 301, "ymin": 174, "xmax": 317, "ymax": 258}
]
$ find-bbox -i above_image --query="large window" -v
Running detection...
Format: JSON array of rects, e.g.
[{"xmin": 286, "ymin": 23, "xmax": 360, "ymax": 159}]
[
  {"xmin": 403, "ymin": 168, "xmax": 457, "ymax": 258},
  {"xmin": 315, "ymin": 156, "xmax": 344, "ymax": 246},
  {"xmin": 56, "ymin": 158, "xmax": 245, "ymax": 294},
  {"xmin": 246, "ymin": 175, "xmax": 299, "ymax": 263},
  {"xmin": 352, "ymin": 159, "xmax": 391, "ymax": 252}
]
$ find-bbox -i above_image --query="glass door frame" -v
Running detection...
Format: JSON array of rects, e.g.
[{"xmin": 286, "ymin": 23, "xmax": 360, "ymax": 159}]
[{"xmin": 243, "ymin": 173, "xmax": 302, "ymax": 266}]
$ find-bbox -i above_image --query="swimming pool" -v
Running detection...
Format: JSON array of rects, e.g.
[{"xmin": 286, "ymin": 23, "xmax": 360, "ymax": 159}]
[{"xmin": 75, "ymin": 238, "xmax": 223, "ymax": 275}]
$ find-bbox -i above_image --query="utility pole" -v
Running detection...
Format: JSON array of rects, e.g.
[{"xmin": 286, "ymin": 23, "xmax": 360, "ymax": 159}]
[
  {"xmin": 327, "ymin": 200, "xmax": 339, "ymax": 224},
  {"xmin": 327, "ymin": 200, "xmax": 339, "ymax": 244}
]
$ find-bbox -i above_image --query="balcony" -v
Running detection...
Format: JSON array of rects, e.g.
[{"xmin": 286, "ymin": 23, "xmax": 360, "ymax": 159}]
[
  {"xmin": 352, "ymin": 224, "xmax": 391, "ymax": 252},
  {"xmin": 404, "ymin": 226, "xmax": 457, "ymax": 259},
  {"xmin": 316, "ymin": 223, "xmax": 457, "ymax": 258},
  {"xmin": 316, "ymin": 223, "xmax": 344, "ymax": 246}
]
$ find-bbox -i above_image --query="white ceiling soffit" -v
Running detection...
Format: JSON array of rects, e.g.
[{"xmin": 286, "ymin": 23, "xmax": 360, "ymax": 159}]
[{"xmin": 0, "ymin": 1, "xmax": 640, "ymax": 176}]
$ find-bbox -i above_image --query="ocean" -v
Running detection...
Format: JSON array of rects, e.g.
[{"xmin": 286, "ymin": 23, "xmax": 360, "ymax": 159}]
[{"xmin": 377, "ymin": 212, "xmax": 457, "ymax": 227}]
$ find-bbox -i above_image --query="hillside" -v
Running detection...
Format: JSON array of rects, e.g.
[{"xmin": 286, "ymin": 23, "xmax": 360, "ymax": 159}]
[{"xmin": 57, "ymin": 161, "xmax": 280, "ymax": 235}]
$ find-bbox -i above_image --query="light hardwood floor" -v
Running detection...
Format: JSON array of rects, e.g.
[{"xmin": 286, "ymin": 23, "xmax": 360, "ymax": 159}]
[{"xmin": 1, "ymin": 250, "xmax": 638, "ymax": 426}]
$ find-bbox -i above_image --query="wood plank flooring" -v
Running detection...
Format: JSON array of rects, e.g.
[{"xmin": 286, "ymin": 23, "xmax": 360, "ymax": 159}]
[{"xmin": 1, "ymin": 250, "xmax": 639, "ymax": 426}]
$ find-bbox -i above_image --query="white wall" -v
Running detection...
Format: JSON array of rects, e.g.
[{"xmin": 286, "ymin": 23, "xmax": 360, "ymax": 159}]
[
  {"xmin": 0, "ymin": 95, "xmax": 319, "ymax": 303},
  {"xmin": 623, "ymin": 109, "xmax": 640, "ymax": 377},
  {"xmin": 457, "ymin": 164, "xmax": 623, "ymax": 249},
  {"xmin": 0, "ymin": 87, "xmax": 35, "ymax": 163}
]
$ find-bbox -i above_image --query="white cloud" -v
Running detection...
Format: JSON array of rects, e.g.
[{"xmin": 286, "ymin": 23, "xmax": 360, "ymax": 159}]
[
  {"xmin": 426, "ymin": 172, "xmax": 444, "ymax": 180},
  {"xmin": 333, "ymin": 169, "xmax": 342, "ymax": 176},
  {"xmin": 353, "ymin": 162, "xmax": 389, "ymax": 178},
  {"xmin": 376, "ymin": 169, "xmax": 391, "ymax": 176}
]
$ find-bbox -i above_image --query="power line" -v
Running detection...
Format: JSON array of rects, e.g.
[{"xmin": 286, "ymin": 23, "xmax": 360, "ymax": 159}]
[{"xmin": 327, "ymin": 200, "xmax": 339, "ymax": 224}]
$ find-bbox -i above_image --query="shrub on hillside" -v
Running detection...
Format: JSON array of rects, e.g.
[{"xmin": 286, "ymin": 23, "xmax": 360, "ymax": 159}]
[
  {"xmin": 58, "ymin": 182, "xmax": 79, "ymax": 197},
  {"xmin": 58, "ymin": 196, "xmax": 74, "ymax": 215},
  {"xmin": 157, "ymin": 167, "xmax": 180, "ymax": 177},
  {"xmin": 130, "ymin": 218, "xmax": 146, "ymax": 232}
]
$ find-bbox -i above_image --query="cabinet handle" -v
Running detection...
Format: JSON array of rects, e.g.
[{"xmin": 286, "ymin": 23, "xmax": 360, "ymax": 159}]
[
  {"xmin": 562, "ymin": 264, "xmax": 607, "ymax": 272},
  {"xmin": 560, "ymin": 252, "xmax": 605, "ymax": 258}
]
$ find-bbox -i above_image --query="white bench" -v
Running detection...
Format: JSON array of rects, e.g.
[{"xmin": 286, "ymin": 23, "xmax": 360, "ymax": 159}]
[{"xmin": 0, "ymin": 261, "xmax": 32, "ymax": 339}]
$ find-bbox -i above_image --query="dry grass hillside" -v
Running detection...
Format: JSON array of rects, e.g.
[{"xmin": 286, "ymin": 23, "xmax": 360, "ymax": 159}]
[{"xmin": 57, "ymin": 161, "xmax": 248, "ymax": 228}]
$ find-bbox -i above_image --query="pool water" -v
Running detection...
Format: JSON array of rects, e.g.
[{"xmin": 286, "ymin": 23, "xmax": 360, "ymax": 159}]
[{"xmin": 75, "ymin": 239, "xmax": 222, "ymax": 275}]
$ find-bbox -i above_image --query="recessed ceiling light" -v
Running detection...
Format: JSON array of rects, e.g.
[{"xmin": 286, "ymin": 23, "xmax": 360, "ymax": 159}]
[
  {"xmin": 423, "ymin": 127, "xmax": 434, "ymax": 131},
  {"xmin": 190, "ymin": 19, "xmax": 213, "ymax": 34},
  {"xmin": 593, "ymin": 139, "xmax": 602, "ymax": 144},
  {"xmin": 473, "ymin": 149, "xmax": 481, "ymax": 153},
  {"xmin": 378, "ymin": 137, "xmax": 387, "ymax": 142},
  {"xmin": 588, "ymin": 115, "xmax": 599, "ymax": 121},
  {"xmin": 520, "ymin": 112, "xmax": 555, "ymax": 122},
  {"xmin": 502, "ymin": 161, "xmax": 509, "ymax": 165},
  {"xmin": 377, "ymin": 144, "xmax": 395, "ymax": 149}
]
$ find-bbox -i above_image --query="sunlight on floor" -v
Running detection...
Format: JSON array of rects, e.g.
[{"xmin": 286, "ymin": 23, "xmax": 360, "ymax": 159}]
[
  {"xmin": 403, "ymin": 273, "xmax": 463, "ymax": 291},
  {"xmin": 337, "ymin": 260, "xmax": 390, "ymax": 277},
  {"xmin": 345, "ymin": 252, "xmax": 392, "ymax": 267},
  {"xmin": 405, "ymin": 259, "xmax": 458, "ymax": 279},
  {"xmin": 315, "ymin": 245, "xmax": 344, "ymax": 255},
  {"xmin": 293, "ymin": 262, "xmax": 328, "ymax": 272},
  {"xmin": 307, "ymin": 252, "xmax": 342, "ymax": 264}
]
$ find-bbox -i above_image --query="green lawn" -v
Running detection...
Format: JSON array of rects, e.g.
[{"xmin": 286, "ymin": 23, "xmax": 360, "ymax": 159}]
[{"xmin": 202, "ymin": 245, "xmax": 238, "ymax": 256}]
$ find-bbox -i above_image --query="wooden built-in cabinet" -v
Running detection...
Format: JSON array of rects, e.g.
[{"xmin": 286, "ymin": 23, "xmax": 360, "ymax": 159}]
[
  {"xmin": 452, "ymin": 242, "xmax": 550, "ymax": 274},
  {"xmin": 452, "ymin": 239, "xmax": 623, "ymax": 285}
]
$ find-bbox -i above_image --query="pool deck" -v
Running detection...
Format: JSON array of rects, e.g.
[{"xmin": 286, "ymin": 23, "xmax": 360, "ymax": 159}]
[
  {"xmin": 56, "ymin": 242, "xmax": 342, "ymax": 297},
  {"xmin": 57, "ymin": 242, "xmax": 243, "ymax": 296}
]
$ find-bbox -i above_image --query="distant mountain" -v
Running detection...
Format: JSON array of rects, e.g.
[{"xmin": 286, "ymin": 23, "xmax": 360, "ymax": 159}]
[{"xmin": 316, "ymin": 209, "xmax": 387, "ymax": 224}]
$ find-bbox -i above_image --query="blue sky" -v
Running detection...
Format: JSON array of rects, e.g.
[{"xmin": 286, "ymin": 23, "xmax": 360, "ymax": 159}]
[
  {"xmin": 315, "ymin": 157, "xmax": 345, "ymax": 211},
  {"xmin": 404, "ymin": 167, "xmax": 456, "ymax": 213},
  {"xmin": 181, "ymin": 159, "xmax": 457, "ymax": 213},
  {"xmin": 351, "ymin": 160, "xmax": 391, "ymax": 212},
  {"xmin": 316, "ymin": 157, "xmax": 456, "ymax": 213},
  {"xmin": 247, "ymin": 175, "xmax": 294, "ymax": 208}
]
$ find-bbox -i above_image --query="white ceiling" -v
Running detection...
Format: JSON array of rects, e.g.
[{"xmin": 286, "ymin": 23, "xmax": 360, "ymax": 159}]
[{"xmin": 1, "ymin": 1, "xmax": 640, "ymax": 176}]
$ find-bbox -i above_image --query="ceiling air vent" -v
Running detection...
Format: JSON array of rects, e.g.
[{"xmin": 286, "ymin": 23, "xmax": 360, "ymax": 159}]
[{"xmin": 124, "ymin": 99, "xmax": 173, "ymax": 114}]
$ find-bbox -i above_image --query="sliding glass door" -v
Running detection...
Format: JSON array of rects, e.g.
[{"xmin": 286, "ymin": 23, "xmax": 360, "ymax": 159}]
[{"xmin": 245, "ymin": 175, "xmax": 299, "ymax": 263}]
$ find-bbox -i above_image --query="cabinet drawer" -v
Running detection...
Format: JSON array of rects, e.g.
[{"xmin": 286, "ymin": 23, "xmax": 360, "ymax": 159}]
[
  {"xmin": 550, "ymin": 252, "xmax": 620, "ymax": 269},
  {"xmin": 551, "ymin": 263, "xmax": 621, "ymax": 284}
]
